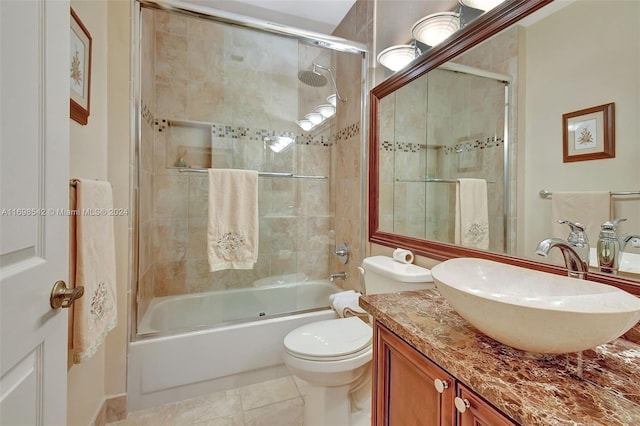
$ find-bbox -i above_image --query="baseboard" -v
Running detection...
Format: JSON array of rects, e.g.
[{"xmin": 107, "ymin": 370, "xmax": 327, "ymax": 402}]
[{"xmin": 92, "ymin": 393, "xmax": 127, "ymax": 426}]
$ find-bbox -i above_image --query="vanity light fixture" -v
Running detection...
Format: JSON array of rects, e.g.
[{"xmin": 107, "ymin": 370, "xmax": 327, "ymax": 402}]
[
  {"xmin": 411, "ymin": 12, "xmax": 460, "ymax": 47},
  {"xmin": 315, "ymin": 104, "xmax": 335, "ymax": 118},
  {"xmin": 305, "ymin": 112, "xmax": 324, "ymax": 125},
  {"xmin": 264, "ymin": 136, "xmax": 295, "ymax": 153},
  {"xmin": 327, "ymin": 94, "xmax": 337, "ymax": 107},
  {"xmin": 297, "ymin": 100, "xmax": 337, "ymax": 133},
  {"xmin": 296, "ymin": 119, "xmax": 313, "ymax": 131},
  {"xmin": 377, "ymin": 44, "xmax": 417, "ymax": 72},
  {"xmin": 458, "ymin": 0, "xmax": 505, "ymax": 11}
]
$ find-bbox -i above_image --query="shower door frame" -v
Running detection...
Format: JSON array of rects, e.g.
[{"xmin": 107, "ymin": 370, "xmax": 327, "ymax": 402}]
[
  {"xmin": 426, "ymin": 64, "xmax": 511, "ymax": 254},
  {"xmin": 130, "ymin": 0, "xmax": 369, "ymax": 341}
]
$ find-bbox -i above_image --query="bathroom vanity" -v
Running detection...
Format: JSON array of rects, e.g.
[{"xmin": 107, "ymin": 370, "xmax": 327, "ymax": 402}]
[{"xmin": 360, "ymin": 290, "xmax": 640, "ymax": 425}]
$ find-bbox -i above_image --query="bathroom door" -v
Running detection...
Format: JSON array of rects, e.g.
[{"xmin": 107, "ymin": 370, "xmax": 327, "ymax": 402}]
[{"xmin": 0, "ymin": 0, "xmax": 70, "ymax": 424}]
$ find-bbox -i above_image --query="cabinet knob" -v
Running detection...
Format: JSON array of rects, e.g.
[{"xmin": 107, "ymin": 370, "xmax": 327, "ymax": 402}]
[
  {"xmin": 454, "ymin": 397, "xmax": 471, "ymax": 413},
  {"xmin": 433, "ymin": 378, "xmax": 449, "ymax": 393}
]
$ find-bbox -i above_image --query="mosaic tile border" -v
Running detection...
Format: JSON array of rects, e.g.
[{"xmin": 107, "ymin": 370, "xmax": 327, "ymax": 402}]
[
  {"xmin": 381, "ymin": 141, "xmax": 423, "ymax": 153},
  {"xmin": 211, "ymin": 124, "xmax": 297, "ymax": 142},
  {"xmin": 380, "ymin": 137, "xmax": 503, "ymax": 154},
  {"xmin": 155, "ymin": 119, "xmax": 360, "ymax": 148},
  {"xmin": 443, "ymin": 137, "xmax": 504, "ymax": 155},
  {"xmin": 336, "ymin": 123, "xmax": 360, "ymax": 142}
]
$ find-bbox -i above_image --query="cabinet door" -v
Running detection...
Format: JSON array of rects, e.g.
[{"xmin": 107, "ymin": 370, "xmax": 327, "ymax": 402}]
[
  {"xmin": 373, "ymin": 322, "xmax": 455, "ymax": 426},
  {"xmin": 456, "ymin": 383, "xmax": 517, "ymax": 426}
]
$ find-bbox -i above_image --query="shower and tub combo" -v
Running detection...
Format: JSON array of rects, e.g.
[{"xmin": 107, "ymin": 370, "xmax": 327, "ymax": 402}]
[
  {"xmin": 129, "ymin": 0, "xmax": 367, "ymax": 411},
  {"xmin": 128, "ymin": 276, "xmax": 341, "ymax": 410}
]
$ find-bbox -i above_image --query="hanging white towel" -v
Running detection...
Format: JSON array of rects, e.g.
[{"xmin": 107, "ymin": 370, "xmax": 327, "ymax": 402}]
[
  {"xmin": 70, "ymin": 178, "xmax": 117, "ymax": 364},
  {"xmin": 455, "ymin": 178, "xmax": 489, "ymax": 250},
  {"xmin": 551, "ymin": 191, "xmax": 611, "ymax": 245},
  {"xmin": 329, "ymin": 290, "xmax": 368, "ymax": 318},
  {"xmin": 207, "ymin": 169, "xmax": 259, "ymax": 271}
]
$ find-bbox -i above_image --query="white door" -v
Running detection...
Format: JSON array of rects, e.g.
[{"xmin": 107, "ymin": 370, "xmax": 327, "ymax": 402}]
[{"xmin": 1, "ymin": 0, "xmax": 70, "ymax": 425}]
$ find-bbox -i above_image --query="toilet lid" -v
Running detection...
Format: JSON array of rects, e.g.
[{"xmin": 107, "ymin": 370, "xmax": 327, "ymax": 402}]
[{"xmin": 284, "ymin": 317, "xmax": 372, "ymax": 360}]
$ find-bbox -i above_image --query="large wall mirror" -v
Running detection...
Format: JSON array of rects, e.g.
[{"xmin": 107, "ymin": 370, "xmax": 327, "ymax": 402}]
[{"xmin": 369, "ymin": 0, "xmax": 640, "ymax": 293}]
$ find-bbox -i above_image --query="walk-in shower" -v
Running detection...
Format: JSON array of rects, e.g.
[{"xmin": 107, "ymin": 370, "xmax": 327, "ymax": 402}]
[{"xmin": 129, "ymin": 0, "xmax": 367, "ymax": 411}]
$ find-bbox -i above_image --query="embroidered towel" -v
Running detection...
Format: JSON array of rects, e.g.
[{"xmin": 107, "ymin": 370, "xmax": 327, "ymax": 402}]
[
  {"xmin": 455, "ymin": 178, "xmax": 489, "ymax": 250},
  {"xmin": 70, "ymin": 178, "xmax": 117, "ymax": 364},
  {"xmin": 329, "ymin": 290, "xmax": 368, "ymax": 318},
  {"xmin": 551, "ymin": 191, "xmax": 611, "ymax": 246},
  {"xmin": 207, "ymin": 169, "xmax": 259, "ymax": 271}
]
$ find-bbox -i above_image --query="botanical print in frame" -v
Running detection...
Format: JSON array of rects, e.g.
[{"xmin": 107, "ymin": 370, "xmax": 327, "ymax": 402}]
[
  {"xmin": 70, "ymin": 8, "xmax": 92, "ymax": 125},
  {"xmin": 562, "ymin": 103, "xmax": 615, "ymax": 163}
]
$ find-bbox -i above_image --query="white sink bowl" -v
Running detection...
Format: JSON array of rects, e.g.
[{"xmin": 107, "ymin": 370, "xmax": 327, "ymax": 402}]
[
  {"xmin": 589, "ymin": 247, "xmax": 640, "ymax": 276},
  {"xmin": 431, "ymin": 258, "xmax": 640, "ymax": 354}
]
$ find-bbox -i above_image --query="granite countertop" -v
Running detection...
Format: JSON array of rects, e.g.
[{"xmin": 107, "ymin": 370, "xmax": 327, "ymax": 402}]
[{"xmin": 359, "ymin": 289, "xmax": 640, "ymax": 426}]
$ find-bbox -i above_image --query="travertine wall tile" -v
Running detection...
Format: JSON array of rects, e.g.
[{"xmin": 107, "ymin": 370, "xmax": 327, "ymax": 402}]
[{"xmin": 137, "ymin": 7, "xmax": 364, "ymax": 320}]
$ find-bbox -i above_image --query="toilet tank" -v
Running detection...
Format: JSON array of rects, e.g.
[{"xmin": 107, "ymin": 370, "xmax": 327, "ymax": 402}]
[{"xmin": 361, "ymin": 255, "xmax": 434, "ymax": 295}]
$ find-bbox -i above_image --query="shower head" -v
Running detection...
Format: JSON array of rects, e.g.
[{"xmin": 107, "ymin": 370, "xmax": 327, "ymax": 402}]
[
  {"xmin": 298, "ymin": 63, "xmax": 347, "ymax": 103},
  {"xmin": 298, "ymin": 69, "xmax": 328, "ymax": 87}
]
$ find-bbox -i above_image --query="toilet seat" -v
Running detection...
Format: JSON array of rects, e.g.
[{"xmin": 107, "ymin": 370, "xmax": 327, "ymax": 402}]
[{"xmin": 284, "ymin": 317, "xmax": 372, "ymax": 361}]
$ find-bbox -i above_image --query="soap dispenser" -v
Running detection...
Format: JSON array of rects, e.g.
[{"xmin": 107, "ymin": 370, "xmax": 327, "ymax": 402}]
[
  {"xmin": 597, "ymin": 218, "xmax": 626, "ymax": 274},
  {"xmin": 558, "ymin": 219, "xmax": 590, "ymax": 264}
]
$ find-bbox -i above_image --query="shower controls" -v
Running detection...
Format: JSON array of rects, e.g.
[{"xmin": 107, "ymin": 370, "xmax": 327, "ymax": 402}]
[{"xmin": 334, "ymin": 242, "xmax": 350, "ymax": 264}]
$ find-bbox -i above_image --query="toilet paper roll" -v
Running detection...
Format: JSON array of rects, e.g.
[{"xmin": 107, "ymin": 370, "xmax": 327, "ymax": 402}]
[{"xmin": 393, "ymin": 248, "xmax": 414, "ymax": 264}]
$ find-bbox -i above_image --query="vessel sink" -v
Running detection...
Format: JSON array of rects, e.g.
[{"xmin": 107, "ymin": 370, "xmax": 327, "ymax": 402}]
[
  {"xmin": 431, "ymin": 258, "xmax": 640, "ymax": 354},
  {"xmin": 589, "ymin": 248, "xmax": 640, "ymax": 277}
]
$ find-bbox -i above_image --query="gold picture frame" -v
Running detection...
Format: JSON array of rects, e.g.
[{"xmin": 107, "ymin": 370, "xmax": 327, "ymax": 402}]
[
  {"xmin": 70, "ymin": 8, "xmax": 92, "ymax": 125},
  {"xmin": 562, "ymin": 103, "xmax": 615, "ymax": 163}
]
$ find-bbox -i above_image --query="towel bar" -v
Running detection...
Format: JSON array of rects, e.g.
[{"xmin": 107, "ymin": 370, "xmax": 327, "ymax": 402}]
[
  {"xmin": 397, "ymin": 178, "xmax": 496, "ymax": 183},
  {"xmin": 178, "ymin": 168, "xmax": 327, "ymax": 179},
  {"xmin": 539, "ymin": 190, "xmax": 640, "ymax": 198}
]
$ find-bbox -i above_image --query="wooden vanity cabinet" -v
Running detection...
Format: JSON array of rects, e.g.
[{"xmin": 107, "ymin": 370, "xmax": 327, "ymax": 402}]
[
  {"xmin": 373, "ymin": 321, "xmax": 516, "ymax": 426},
  {"xmin": 373, "ymin": 322, "xmax": 456, "ymax": 426},
  {"xmin": 456, "ymin": 383, "xmax": 517, "ymax": 426}
]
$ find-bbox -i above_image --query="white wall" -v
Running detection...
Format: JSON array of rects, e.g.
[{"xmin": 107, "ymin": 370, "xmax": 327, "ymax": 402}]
[
  {"xmin": 105, "ymin": 0, "xmax": 131, "ymax": 400},
  {"xmin": 519, "ymin": 0, "xmax": 640, "ymax": 258},
  {"xmin": 67, "ymin": 0, "xmax": 130, "ymax": 424},
  {"xmin": 68, "ymin": 1, "xmax": 108, "ymax": 424}
]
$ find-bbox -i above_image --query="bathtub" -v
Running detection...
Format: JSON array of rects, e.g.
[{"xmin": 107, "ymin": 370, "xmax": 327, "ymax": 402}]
[{"xmin": 128, "ymin": 279, "xmax": 341, "ymax": 411}]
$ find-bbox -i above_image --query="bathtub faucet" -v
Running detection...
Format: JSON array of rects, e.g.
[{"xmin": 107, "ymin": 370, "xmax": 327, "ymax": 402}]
[{"xmin": 329, "ymin": 272, "xmax": 347, "ymax": 282}]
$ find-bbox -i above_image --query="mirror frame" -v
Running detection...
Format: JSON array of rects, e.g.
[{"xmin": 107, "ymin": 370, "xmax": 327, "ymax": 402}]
[{"xmin": 368, "ymin": 0, "xmax": 640, "ymax": 295}]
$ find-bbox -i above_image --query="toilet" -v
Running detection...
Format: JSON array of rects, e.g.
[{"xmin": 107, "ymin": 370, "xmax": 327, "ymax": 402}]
[{"xmin": 283, "ymin": 255, "xmax": 434, "ymax": 426}]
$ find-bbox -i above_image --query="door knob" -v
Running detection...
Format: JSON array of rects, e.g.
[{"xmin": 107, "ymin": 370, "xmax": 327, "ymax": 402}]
[{"xmin": 50, "ymin": 280, "xmax": 84, "ymax": 309}]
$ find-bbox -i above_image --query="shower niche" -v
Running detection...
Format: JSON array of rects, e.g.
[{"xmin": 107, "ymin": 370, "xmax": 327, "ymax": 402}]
[{"xmin": 156, "ymin": 119, "xmax": 213, "ymax": 169}]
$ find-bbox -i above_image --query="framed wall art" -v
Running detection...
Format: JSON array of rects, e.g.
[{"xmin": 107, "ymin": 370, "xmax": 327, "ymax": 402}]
[
  {"xmin": 562, "ymin": 103, "xmax": 615, "ymax": 163},
  {"xmin": 70, "ymin": 8, "xmax": 92, "ymax": 125}
]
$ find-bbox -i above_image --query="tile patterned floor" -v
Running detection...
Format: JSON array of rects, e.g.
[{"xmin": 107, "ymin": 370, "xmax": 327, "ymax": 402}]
[{"xmin": 107, "ymin": 376, "xmax": 306, "ymax": 426}]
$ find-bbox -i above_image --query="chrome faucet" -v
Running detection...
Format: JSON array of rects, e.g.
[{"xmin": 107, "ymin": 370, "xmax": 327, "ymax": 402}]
[
  {"xmin": 557, "ymin": 220, "xmax": 590, "ymax": 264},
  {"xmin": 597, "ymin": 218, "xmax": 640, "ymax": 274},
  {"xmin": 535, "ymin": 238, "xmax": 588, "ymax": 279},
  {"xmin": 329, "ymin": 272, "xmax": 347, "ymax": 282}
]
